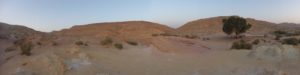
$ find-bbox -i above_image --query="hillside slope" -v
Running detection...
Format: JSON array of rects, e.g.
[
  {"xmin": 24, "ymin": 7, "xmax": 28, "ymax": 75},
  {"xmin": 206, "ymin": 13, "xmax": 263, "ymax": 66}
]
[
  {"xmin": 177, "ymin": 16, "xmax": 300, "ymax": 36},
  {"xmin": 52, "ymin": 21, "xmax": 176, "ymax": 43}
]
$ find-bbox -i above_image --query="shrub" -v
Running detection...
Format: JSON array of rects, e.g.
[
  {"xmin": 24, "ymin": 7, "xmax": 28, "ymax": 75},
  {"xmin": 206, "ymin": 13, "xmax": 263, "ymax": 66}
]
[
  {"xmin": 152, "ymin": 34, "xmax": 159, "ymax": 37},
  {"xmin": 252, "ymin": 39, "xmax": 260, "ymax": 45},
  {"xmin": 126, "ymin": 41, "xmax": 138, "ymax": 46},
  {"xmin": 37, "ymin": 42, "xmax": 42, "ymax": 46},
  {"xmin": 52, "ymin": 42, "xmax": 58, "ymax": 46},
  {"xmin": 282, "ymin": 38, "xmax": 298, "ymax": 45},
  {"xmin": 84, "ymin": 43, "xmax": 88, "ymax": 46},
  {"xmin": 231, "ymin": 40, "xmax": 252, "ymax": 50},
  {"xmin": 160, "ymin": 33, "xmax": 173, "ymax": 36},
  {"xmin": 114, "ymin": 43, "xmax": 123, "ymax": 50},
  {"xmin": 273, "ymin": 30, "xmax": 300, "ymax": 37},
  {"xmin": 295, "ymin": 31, "xmax": 300, "ymax": 35},
  {"xmin": 275, "ymin": 35, "xmax": 282, "ymax": 40},
  {"xmin": 75, "ymin": 41, "xmax": 88, "ymax": 46},
  {"xmin": 273, "ymin": 30, "xmax": 287, "ymax": 35},
  {"xmin": 101, "ymin": 37, "xmax": 113, "ymax": 45},
  {"xmin": 185, "ymin": 35, "xmax": 198, "ymax": 39},
  {"xmin": 20, "ymin": 42, "xmax": 33, "ymax": 56},
  {"xmin": 75, "ymin": 41, "xmax": 84, "ymax": 45}
]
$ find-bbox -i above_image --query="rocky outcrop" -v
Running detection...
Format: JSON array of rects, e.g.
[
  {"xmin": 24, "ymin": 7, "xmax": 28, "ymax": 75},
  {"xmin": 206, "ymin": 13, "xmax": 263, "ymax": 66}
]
[{"xmin": 248, "ymin": 44, "xmax": 300, "ymax": 61}]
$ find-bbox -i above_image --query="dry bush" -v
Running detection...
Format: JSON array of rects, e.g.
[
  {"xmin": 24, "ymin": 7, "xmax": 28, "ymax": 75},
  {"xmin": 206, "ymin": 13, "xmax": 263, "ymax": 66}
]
[
  {"xmin": 20, "ymin": 41, "xmax": 33, "ymax": 56},
  {"xmin": 126, "ymin": 41, "xmax": 138, "ymax": 46},
  {"xmin": 101, "ymin": 37, "xmax": 113, "ymax": 45},
  {"xmin": 252, "ymin": 39, "xmax": 260, "ymax": 45},
  {"xmin": 36, "ymin": 42, "xmax": 42, "ymax": 46},
  {"xmin": 184, "ymin": 35, "xmax": 198, "ymax": 39},
  {"xmin": 13, "ymin": 38, "xmax": 34, "ymax": 56},
  {"xmin": 231, "ymin": 40, "xmax": 253, "ymax": 50},
  {"xmin": 282, "ymin": 38, "xmax": 298, "ymax": 45},
  {"xmin": 75, "ymin": 41, "xmax": 84, "ymax": 45},
  {"xmin": 75, "ymin": 41, "xmax": 88, "ymax": 46},
  {"xmin": 152, "ymin": 34, "xmax": 159, "ymax": 37},
  {"xmin": 114, "ymin": 43, "xmax": 123, "ymax": 50},
  {"xmin": 52, "ymin": 42, "xmax": 58, "ymax": 46}
]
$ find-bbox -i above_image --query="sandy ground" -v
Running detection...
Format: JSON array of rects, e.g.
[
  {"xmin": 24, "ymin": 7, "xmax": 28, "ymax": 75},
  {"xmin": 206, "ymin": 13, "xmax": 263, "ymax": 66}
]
[{"xmin": 0, "ymin": 36, "xmax": 300, "ymax": 75}]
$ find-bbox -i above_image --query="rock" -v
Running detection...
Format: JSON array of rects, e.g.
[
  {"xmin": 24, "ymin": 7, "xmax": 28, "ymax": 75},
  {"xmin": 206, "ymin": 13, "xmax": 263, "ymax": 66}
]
[
  {"xmin": 15, "ymin": 67, "xmax": 35, "ymax": 75},
  {"xmin": 281, "ymin": 45, "xmax": 299, "ymax": 60},
  {"xmin": 248, "ymin": 44, "xmax": 300, "ymax": 61},
  {"xmin": 65, "ymin": 58, "xmax": 91, "ymax": 70}
]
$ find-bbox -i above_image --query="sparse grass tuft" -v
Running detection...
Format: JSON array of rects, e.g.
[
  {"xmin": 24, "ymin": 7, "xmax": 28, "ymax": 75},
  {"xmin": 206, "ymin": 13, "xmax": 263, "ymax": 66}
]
[
  {"xmin": 75, "ymin": 41, "xmax": 88, "ymax": 46},
  {"xmin": 52, "ymin": 42, "xmax": 58, "ymax": 46},
  {"xmin": 184, "ymin": 35, "xmax": 198, "ymax": 39},
  {"xmin": 252, "ymin": 39, "xmax": 260, "ymax": 45},
  {"xmin": 101, "ymin": 37, "xmax": 113, "ymax": 45},
  {"xmin": 231, "ymin": 39, "xmax": 253, "ymax": 50},
  {"xmin": 126, "ymin": 41, "xmax": 138, "ymax": 46},
  {"xmin": 152, "ymin": 34, "xmax": 159, "ymax": 37},
  {"xmin": 37, "ymin": 42, "xmax": 42, "ymax": 46},
  {"xmin": 20, "ymin": 41, "xmax": 33, "ymax": 56},
  {"xmin": 114, "ymin": 43, "xmax": 123, "ymax": 50},
  {"xmin": 75, "ymin": 41, "xmax": 84, "ymax": 45}
]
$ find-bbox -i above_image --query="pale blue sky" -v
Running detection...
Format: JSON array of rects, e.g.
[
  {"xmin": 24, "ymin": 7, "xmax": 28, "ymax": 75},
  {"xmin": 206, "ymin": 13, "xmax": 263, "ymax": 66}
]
[{"xmin": 0, "ymin": 0, "xmax": 300, "ymax": 32}]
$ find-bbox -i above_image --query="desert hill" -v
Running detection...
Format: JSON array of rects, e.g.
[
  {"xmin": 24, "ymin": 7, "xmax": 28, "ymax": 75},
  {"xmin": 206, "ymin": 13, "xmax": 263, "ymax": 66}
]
[
  {"xmin": 51, "ymin": 21, "xmax": 176, "ymax": 44},
  {"xmin": 177, "ymin": 16, "xmax": 300, "ymax": 36},
  {"xmin": 0, "ymin": 22, "xmax": 43, "ymax": 40},
  {"xmin": 1, "ymin": 17, "xmax": 300, "ymax": 75}
]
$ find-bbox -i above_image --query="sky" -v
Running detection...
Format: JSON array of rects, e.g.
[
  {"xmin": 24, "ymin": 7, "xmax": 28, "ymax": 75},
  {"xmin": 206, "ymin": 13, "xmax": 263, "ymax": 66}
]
[{"xmin": 0, "ymin": 0, "xmax": 300, "ymax": 32}]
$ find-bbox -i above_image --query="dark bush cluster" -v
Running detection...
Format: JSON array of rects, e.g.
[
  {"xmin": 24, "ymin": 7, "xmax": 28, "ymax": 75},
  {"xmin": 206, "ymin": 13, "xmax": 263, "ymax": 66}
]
[
  {"xmin": 184, "ymin": 35, "xmax": 198, "ymax": 39},
  {"xmin": 36, "ymin": 42, "xmax": 42, "ymax": 46},
  {"xmin": 126, "ymin": 41, "xmax": 138, "ymax": 46},
  {"xmin": 101, "ymin": 37, "xmax": 113, "ymax": 45},
  {"xmin": 75, "ymin": 41, "xmax": 88, "ymax": 46},
  {"xmin": 231, "ymin": 40, "xmax": 253, "ymax": 50},
  {"xmin": 52, "ymin": 41, "xmax": 58, "ymax": 46},
  {"xmin": 273, "ymin": 30, "xmax": 300, "ymax": 38},
  {"xmin": 152, "ymin": 33, "xmax": 178, "ymax": 37},
  {"xmin": 252, "ymin": 39, "xmax": 260, "ymax": 45},
  {"xmin": 281, "ymin": 38, "xmax": 299, "ymax": 45},
  {"xmin": 114, "ymin": 43, "xmax": 123, "ymax": 50},
  {"xmin": 20, "ymin": 41, "xmax": 33, "ymax": 56},
  {"xmin": 13, "ymin": 38, "xmax": 34, "ymax": 56}
]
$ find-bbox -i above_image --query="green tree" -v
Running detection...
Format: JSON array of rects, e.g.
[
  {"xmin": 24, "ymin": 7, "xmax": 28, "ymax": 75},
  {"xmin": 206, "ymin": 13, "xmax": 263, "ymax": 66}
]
[{"xmin": 222, "ymin": 16, "xmax": 252, "ymax": 38}]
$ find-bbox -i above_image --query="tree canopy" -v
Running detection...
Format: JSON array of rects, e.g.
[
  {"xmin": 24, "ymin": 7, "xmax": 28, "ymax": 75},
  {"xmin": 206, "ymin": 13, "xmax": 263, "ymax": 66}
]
[{"xmin": 222, "ymin": 16, "xmax": 252, "ymax": 36}]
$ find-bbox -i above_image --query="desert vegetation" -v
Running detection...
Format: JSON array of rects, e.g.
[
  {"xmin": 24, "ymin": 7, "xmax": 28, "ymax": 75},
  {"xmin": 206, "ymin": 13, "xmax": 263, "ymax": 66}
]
[
  {"xmin": 231, "ymin": 39, "xmax": 253, "ymax": 50},
  {"xmin": 1, "ymin": 16, "xmax": 300, "ymax": 75},
  {"xmin": 223, "ymin": 16, "xmax": 252, "ymax": 38},
  {"xmin": 252, "ymin": 39, "xmax": 260, "ymax": 45},
  {"xmin": 281, "ymin": 37, "xmax": 299, "ymax": 45},
  {"xmin": 75, "ymin": 41, "xmax": 88, "ymax": 46},
  {"xmin": 11, "ymin": 38, "xmax": 34, "ymax": 56},
  {"xmin": 114, "ymin": 43, "xmax": 123, "ymax": 49},
  {"xmin": 20, "ymin": 41, "xmax": 33, "ymax": 56},
  {"xmin": 101, "ymin": 37, "xmax": 113, "ymax": 45},
  {"xmin": 52, "ymin": 41, "xmax": 58, "ymax": 46},
  {"xmin": 126, "ymin": 41, "xmax": 138, "ymax": 46}
]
